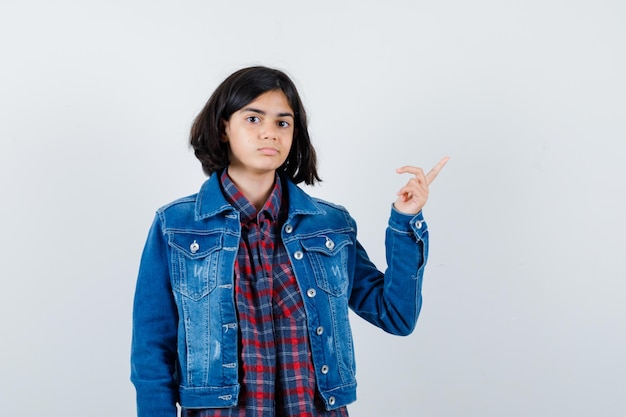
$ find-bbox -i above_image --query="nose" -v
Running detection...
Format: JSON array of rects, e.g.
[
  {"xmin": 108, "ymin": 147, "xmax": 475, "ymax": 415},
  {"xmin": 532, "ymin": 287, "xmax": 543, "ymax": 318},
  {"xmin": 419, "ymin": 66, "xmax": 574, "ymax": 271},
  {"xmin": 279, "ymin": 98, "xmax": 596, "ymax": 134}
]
[{"xmin": 261, "ymin": 122, "xmax": 278, "ymax": 140}]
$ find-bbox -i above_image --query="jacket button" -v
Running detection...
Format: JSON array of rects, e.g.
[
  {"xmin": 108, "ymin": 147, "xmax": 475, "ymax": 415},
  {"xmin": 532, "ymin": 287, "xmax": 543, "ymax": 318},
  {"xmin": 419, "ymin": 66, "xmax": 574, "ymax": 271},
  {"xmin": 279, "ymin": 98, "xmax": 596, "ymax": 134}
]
[
  {"xmin": 328, "ymin": 396, "xmax": 336, "ymax": 406},
  {"xmin": 415, "ymin": 220, "xmax": 423, "ymax": 229},
  {"xmin": 325, "ymin": 238, "xmax": 335, "ymax": 250},
  {"xmin": 321, "ymin": 365, "xmax": 329, "ymax": 374},
  {"xmin": 285, "ymin": 224, "xmax": 293, "ymax": 233},
  {"xmin": 294, "ymin": 251, "xmax": 303, "ymax": 260},
  {"xmin": 316, "ymin": 326, "xmax": 324, "ymax": 335},
  {"xmin": 190, "ymin": 240, "xmax": 200, "ymax": 253},
  {"xmin": 306, "ymin": 288, "xmax": 316, "ymax": 298}
]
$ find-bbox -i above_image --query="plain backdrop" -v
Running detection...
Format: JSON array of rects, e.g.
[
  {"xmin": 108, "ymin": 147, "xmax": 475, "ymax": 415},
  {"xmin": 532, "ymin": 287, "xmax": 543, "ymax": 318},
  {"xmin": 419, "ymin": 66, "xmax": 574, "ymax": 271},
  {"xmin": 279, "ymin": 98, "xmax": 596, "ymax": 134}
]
[{"xmin": 1, "ymin": 1, "xmax": 624, "ymax": 416}]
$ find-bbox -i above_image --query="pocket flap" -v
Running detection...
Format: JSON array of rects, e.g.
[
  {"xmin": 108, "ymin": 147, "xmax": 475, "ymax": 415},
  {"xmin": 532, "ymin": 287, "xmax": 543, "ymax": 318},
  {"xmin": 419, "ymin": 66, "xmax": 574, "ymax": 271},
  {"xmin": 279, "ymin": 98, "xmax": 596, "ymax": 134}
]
[
  {"xmin": 168, "ymin": 232, "xmax": 222, "ymax": 259},
  {"xmin": 301, "ymin": 233, "xmax": 352, "ymax": 256}
]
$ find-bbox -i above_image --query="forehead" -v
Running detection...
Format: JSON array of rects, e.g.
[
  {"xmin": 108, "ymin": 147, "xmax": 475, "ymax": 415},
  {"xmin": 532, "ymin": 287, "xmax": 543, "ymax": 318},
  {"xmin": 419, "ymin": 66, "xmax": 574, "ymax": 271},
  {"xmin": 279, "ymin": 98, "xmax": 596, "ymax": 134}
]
[{"xmin": 241, "ymin": 90, "xmax": 293, "ymax": 113}]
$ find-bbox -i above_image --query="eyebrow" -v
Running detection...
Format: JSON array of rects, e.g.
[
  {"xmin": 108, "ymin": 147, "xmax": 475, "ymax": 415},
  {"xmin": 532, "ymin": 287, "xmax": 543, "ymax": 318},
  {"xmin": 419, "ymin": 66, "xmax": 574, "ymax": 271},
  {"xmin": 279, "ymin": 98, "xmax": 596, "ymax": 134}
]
[{"xmin": 242, "ymin": 107, "xmax": 294, "ymax": 118}]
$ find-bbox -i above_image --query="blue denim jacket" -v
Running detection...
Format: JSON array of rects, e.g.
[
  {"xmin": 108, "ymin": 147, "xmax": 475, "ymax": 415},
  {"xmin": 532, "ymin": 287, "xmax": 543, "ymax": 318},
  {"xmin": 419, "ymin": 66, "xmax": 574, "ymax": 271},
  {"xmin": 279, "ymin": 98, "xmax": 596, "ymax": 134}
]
[{"xmin": 131, "ymin": 174, "xmax": 429, "ymax": 417}]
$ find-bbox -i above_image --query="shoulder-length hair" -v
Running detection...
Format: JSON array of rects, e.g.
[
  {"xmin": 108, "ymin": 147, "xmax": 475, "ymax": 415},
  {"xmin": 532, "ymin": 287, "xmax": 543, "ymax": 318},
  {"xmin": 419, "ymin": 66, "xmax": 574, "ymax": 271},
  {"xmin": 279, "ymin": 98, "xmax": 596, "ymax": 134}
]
[{"xmin": 189, "ymin": 66, "xmax": 320, "ymax": 185}]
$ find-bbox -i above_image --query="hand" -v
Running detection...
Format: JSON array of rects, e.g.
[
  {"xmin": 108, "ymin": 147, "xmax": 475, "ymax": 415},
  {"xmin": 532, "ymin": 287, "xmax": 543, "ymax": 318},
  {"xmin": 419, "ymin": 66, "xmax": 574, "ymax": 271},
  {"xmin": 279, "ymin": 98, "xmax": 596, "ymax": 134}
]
[{"xmin": 394, "ymin": 157, "xmax": 449, "ymax": 215}]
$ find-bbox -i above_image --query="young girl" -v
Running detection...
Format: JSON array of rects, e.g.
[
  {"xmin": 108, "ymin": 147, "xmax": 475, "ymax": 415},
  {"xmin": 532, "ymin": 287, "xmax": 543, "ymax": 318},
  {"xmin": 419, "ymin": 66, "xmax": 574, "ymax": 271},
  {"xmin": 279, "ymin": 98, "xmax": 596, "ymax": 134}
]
[{"xmin": 131, "ymin": 66, "xmax": 448, "ymax": 417}]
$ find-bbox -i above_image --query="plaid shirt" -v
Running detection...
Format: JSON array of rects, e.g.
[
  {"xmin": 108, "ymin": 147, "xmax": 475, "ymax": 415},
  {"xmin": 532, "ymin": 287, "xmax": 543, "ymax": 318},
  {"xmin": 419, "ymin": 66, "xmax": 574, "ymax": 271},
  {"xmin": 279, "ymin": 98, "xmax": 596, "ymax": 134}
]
[{"xmin": 183, "ymin": 172, "xmax": 348, "ymax": 417}]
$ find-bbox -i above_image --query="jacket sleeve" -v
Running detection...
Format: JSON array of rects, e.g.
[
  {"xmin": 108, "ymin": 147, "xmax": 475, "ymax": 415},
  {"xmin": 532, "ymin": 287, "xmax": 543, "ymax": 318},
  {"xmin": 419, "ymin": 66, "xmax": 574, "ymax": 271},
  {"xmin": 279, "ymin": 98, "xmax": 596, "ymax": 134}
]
[
  {"xmin": 131, "ymin": 214, "xmax": 179, "ymax": 417},
  {"xmin": 348, "ymin": 205, "xmax": 429, "ymax": 336}
]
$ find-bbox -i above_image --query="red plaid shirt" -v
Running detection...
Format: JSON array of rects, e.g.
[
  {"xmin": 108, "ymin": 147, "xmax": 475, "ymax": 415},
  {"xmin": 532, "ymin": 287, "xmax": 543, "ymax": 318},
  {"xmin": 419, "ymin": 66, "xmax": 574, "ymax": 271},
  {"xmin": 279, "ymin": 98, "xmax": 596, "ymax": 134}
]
[{"xmin": 183, "ymin": 172, "xmax": 348, "ymax": 417}]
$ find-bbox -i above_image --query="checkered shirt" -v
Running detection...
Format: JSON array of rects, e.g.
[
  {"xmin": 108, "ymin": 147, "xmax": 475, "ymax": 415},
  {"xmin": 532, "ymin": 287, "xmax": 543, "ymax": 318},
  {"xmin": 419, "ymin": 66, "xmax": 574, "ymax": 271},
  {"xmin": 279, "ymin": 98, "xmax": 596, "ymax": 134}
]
[{"xmin": 182, "ymin": 171, "xmax": 348, "ymax": 417}]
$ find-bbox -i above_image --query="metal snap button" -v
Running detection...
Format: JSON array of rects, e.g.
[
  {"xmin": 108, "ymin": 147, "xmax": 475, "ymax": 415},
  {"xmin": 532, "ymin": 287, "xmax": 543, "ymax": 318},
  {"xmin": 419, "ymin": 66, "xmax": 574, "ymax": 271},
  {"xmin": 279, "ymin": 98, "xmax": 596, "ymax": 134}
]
[
  {"xmin": 190, "ymin": 240, "xmax": 200, "ymax": 253},
  {"xmin": 325, "ymin": 238, "xmax": 335, "ymax": 250},
  {"xmin": 316, "ymin": 326, "xmax": 324, "ymax": 335},
  {"xmin": 328, "ymin": 396, "xmax": 336, "ymax": 406},
  {"xmin": 306, "ymin": 288, "xmax": 316, "ymax": 298},
  {"xmin": 321, "ymin": 365, "xmax": 329, "ymax": 374},
  {"xmin": 285, "ymin": 224, "xmax": 293, "ymax": 233},
  {"xmin": 415, "ymin": 220, "xmax": 423, "ymax": 229},
  {"xmin": 294, "ymin": 251, "xmax": 303, "ymax": 260}
]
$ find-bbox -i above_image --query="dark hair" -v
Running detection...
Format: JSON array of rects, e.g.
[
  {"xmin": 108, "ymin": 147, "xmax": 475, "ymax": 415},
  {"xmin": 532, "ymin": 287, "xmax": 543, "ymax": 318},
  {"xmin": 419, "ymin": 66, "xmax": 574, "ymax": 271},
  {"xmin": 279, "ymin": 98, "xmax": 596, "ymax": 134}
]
[{"xmin": 189, "ymin": 66, "xmax": 320, "ymax": 185}]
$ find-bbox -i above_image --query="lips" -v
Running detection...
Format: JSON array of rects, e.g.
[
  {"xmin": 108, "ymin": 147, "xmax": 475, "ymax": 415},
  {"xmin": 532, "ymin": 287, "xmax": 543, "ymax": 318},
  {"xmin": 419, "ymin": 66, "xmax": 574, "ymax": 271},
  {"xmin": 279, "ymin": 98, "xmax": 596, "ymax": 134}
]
[{"xmin": 258, "ymin": 147, "xmax": 279, "ymax": 156}]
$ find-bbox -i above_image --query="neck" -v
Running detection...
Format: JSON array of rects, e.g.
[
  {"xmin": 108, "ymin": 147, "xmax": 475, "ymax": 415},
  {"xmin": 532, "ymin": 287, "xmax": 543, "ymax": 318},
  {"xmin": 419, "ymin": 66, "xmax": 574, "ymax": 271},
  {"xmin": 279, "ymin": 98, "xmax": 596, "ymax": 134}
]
[{"xmin": 226, "ymin": 167, "xmax": 276, "ymax": 211}]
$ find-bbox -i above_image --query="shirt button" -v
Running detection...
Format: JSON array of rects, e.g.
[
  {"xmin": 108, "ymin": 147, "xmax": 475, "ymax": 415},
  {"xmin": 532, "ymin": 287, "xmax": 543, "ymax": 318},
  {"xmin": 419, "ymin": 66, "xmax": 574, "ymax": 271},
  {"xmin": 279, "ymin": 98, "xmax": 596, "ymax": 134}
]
[
  {"xmin": 285, "ymin": 224, "xmax": 293, "ymax": 233},
  {"xmin": 316, "ymin": 326, "xmax": 324, "ymax": 335},
  {"xmin": 325, "ymin": 238, "xmax": 335, "ymax": 250},
  {"xmin": 321, "ymin": 365, "xmax": 329, "ymax": 374},
  {"xmin": 328, "ymin": 396, "xmax": 336, "ymax": 406},
  {"xmin": 306, "ymin": 288, "xmax": 316, "ymax": 298},
  {"xmin": 294, "ymin": 251, "xmax": 303, "ymax": 260}
]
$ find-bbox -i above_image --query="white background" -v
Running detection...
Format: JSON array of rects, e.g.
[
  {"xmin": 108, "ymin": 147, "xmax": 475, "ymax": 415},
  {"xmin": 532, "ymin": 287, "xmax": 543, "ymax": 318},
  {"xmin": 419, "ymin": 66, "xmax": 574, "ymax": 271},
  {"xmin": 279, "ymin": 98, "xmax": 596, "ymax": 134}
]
[{"xmin": 1, "ymin": 1, "xmax": 624, "ymax": 416}]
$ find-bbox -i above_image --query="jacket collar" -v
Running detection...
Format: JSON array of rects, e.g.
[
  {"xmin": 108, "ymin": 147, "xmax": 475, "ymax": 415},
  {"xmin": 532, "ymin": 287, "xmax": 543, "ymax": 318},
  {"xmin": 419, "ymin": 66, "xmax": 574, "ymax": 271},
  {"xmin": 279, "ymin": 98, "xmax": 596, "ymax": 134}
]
[
  {"xmin": 283, "ymin": 177, "xmax": 326, "ymax": 219},
  {"xmin": 195, "ymin": 173, "xmax": 232, "ymax": 220},
  {"xmin": 195, "ymin": 172, "xmax": 326, "ymax": 221}
]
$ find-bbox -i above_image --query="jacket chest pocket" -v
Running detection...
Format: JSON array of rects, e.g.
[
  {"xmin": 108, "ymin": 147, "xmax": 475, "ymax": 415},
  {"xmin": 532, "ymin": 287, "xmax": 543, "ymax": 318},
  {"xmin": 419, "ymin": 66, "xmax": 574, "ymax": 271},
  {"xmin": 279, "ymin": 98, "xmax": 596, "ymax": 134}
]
[
  {"xmin": 301, "ymin": 233, "xmax": 352, "ymax": 296},
  {"xmin": 168, "ymin": 232, "xmax": 222, "ymax": 301}
]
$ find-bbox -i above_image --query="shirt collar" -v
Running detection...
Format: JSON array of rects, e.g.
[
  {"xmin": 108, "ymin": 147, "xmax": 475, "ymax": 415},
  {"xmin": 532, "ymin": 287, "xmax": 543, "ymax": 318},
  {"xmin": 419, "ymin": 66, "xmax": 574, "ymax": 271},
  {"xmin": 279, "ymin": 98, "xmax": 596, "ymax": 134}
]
[{"xmin": 220, "ymin": 170, "xmax": 283, "ymax": 224}]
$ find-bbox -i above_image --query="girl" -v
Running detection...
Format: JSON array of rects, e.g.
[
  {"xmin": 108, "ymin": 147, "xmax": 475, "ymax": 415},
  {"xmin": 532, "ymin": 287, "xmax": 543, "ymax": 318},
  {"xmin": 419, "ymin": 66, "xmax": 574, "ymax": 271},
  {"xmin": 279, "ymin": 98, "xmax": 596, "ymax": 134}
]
[{"xmin": 131, "ymin": 66, "xmax": 448, "ymax": 417}]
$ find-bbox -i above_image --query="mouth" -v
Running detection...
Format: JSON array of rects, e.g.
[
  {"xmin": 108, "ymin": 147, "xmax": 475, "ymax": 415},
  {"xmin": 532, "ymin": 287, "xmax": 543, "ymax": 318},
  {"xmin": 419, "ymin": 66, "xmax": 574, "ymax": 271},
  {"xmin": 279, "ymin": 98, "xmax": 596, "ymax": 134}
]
[{"xmin": 258, "ymin": 147, "xmax": 279, "ymax": 156}]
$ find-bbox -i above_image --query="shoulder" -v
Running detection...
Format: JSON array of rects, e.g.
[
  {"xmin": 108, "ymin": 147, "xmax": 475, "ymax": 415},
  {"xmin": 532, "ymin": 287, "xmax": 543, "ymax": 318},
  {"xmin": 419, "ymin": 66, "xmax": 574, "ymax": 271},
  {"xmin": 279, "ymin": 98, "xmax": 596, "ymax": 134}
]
[
  {"xmin": 151, "ymin": 194, "xmax": 199, "ymax": 233},
  {"xmin": 156, "ymin": 193, "xmax": 198, "ymax": 216},
  {"xmin": 291, "ymin": 191, "xmax": 356, "ymax": 234},
  {"xmin": 311, "ymin": 196, "xmax": 350, "ymax": 216},
  {"xmin": 315, "ymin": 197, "xmax": 357, "ymax": 233}
]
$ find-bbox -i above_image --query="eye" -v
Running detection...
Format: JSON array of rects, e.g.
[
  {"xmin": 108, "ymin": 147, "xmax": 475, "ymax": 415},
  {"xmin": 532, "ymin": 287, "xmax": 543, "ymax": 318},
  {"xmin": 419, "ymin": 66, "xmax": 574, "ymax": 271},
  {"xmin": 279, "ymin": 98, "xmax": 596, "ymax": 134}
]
[
  {"xmin": 246, "ymin": 116, "xmax": 260, "ymax": 123},
  {"xmin": 277, "ymin": 120, "xmax": 290, "ymax": 128}
]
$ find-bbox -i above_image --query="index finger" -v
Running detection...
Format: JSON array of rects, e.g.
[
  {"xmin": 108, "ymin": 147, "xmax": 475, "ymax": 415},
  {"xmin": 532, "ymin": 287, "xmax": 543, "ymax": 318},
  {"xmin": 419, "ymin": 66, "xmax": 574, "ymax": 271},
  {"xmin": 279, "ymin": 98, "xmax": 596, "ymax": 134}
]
[{"xmin": 425, "ymin": 156, "xmax": 450, "ymax": 185}]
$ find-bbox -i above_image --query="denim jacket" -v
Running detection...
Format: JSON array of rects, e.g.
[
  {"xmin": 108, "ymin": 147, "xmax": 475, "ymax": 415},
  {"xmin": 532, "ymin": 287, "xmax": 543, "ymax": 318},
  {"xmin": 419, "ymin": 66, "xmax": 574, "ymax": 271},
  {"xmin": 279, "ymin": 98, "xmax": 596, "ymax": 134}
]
[{"xmin": 131, "ymin": 174, "xmax": 429, "ymax": 417}]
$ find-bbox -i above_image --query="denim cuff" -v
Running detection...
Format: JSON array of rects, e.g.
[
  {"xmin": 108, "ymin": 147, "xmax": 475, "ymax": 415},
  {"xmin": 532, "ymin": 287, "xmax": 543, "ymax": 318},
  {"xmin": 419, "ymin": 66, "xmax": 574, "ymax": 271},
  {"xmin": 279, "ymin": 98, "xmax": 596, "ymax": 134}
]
[{"xmin": 389, "ymin": 204, "xmax": 428, "ymax": 239}]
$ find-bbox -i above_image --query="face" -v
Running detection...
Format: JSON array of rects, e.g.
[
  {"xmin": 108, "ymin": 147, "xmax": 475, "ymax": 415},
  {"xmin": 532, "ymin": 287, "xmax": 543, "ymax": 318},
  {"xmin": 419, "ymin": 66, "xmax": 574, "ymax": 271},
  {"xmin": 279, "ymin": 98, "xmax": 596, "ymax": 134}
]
[{"xmin": 223, "ymin": 90, "xmax": 295, "ymax": 179}]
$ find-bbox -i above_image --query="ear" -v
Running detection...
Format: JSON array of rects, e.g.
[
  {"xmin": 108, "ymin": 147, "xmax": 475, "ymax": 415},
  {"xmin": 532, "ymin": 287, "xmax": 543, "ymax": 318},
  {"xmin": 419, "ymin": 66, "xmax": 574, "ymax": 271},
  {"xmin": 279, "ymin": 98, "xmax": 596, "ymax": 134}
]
[{"xmin": 221, "ymin": 120, "xmax": 229, "ymax": 142}]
